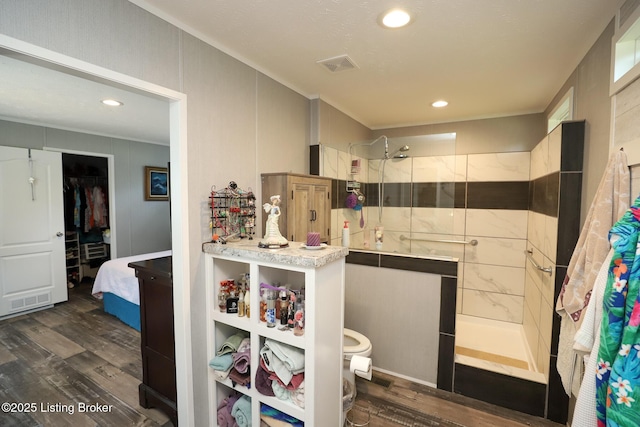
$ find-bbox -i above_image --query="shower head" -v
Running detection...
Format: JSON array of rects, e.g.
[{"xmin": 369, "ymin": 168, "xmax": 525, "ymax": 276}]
[{"xmin": 386, "ymin": 145, "xmax": 410, "ymax": 159}]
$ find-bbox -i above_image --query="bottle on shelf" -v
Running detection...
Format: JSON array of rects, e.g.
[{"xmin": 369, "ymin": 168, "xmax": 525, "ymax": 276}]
[
  {"xmin": 238, "ymin": 287, "xmax": 245, "ymax": 317},
  {"xmin": 279, "ymin": 290, "xmax": 288, "ymax": 326},
  {"xmin": 245, "ymin": 278, "xmax": 251, "ymax": 319},
  {"xmin": 266, "ymin": 290, "xmax": 276, "ymax": 328}
]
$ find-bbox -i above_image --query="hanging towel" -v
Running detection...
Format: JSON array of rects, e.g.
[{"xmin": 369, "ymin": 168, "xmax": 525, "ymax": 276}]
[
  {"xmin": 595, "ymin": 200, "xmax": 640, "ymax": 426},
  {"xmin": 231, "ymin": 395, "xmax": 252, "ymax": 427},
  {"xmin": 218, "ymin": 331, "xmax": 249, "ymax": 356},
  {"xmin": 571, "ymin": 248, "xmax": 613, "ymax": 426},
  {"xmin": 555, "ymin": 150, "xmax": 630, "ymax": 395}
]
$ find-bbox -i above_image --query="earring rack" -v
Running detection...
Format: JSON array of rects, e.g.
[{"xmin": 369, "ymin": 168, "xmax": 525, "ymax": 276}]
[{"xmin": 209, "ymin": 181, "xmax": 256, "ymax": 243}]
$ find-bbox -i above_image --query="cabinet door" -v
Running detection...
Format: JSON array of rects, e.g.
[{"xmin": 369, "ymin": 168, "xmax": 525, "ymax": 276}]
[
  {"xmin": 291, "ymin": 183, "xmax": 312, "ymax": 242},
  {"xmin": 312, "ymin": 183, "xmax": 330, "ymax": 243}
]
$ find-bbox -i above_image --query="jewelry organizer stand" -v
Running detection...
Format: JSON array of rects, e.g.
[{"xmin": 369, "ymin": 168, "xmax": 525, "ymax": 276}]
[{"xmin": 209, "ymin": 181, "xmax": 257, "ymax": 243}]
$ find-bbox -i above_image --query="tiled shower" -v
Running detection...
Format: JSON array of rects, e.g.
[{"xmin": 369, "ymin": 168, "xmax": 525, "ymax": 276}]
[{"xmin": 319, "ymin": 121, "xmax": 585, "ymax": 412}]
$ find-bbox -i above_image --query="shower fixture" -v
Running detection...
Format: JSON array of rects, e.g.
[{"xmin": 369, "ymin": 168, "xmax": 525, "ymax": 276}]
[{"xmin": 386, "ymin": 144, "xmax": 410, "ymax": 159}]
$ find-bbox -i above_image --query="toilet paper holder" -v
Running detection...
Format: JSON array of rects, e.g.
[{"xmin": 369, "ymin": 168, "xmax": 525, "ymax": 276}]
[{"xmin": 350, "ymin": 355, "xmax": 372, "ymax": 381}]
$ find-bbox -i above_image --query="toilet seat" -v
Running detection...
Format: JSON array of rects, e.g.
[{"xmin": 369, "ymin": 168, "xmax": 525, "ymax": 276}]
[{"xmin": 343, "ymin": 328, "xmax": 371, "ymax": 356}]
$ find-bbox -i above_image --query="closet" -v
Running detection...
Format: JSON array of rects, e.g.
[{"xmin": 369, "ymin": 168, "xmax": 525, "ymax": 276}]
[{"xmin": 62, "ymin": 153, "xmax": 110, "ymax": 287}]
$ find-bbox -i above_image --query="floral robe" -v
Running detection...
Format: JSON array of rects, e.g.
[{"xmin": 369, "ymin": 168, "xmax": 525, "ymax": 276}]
[{"xmin": 596, "ymin": 199, "xmax": 640, "ymax": 426}]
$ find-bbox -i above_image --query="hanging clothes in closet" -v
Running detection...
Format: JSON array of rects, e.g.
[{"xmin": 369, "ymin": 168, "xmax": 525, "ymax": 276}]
[{"xmin": 64, "ymin": 177, "xmax": 108, "ymax": 233}]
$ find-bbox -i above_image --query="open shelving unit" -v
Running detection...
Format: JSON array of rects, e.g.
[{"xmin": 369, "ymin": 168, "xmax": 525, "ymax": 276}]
[{"xmin": 203, "ymin": 240, "xmax": 348, "ymax": 426}]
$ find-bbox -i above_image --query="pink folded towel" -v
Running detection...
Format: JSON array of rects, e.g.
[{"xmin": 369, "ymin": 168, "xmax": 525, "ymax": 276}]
[{"xmin": 233, "ymin": 349, "xmax": 251, "ymax": 374}]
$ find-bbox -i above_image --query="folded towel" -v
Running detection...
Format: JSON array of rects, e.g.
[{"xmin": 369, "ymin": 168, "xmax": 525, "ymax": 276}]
[
  {"xmin": 214, "ymin": 366, "xmax": 232, "ymax": 381},
  {"xmin": 237, "ymin": 337, "xmax": 251, "ymax": 353},
  {"xmin": 218, "ymin": 331, "xmax": 249, "ymax": 356},
  {"xmin": 209, "ymin": 353, "xmax": 234, "ymax": 371},
  {"xmin": 229, "ymin": 367, "xmax": 251, "ymax": 388},
  {"xmin": 256, "ymin": 360, "xmax": 275, "ymax": 397},
  {"xmin": 268, "ymin": 370, "xmax": 304, "ymax": 391},
  {"xmin": 290, "ymin": 380, "xmax": 305, "ymax": 408},
  {"xmin": 260, "ymin": 414, "xmax": 296, "ymax": 427},
  {"xmin": 233, "ymin": 349, "xmax": 251, "ymax": 374},
  {"xmin": 260, "ymin": 339, "xmax": 304, "ymax": 384},
  {"xmin": 271, "ymin": 380, "xmax": 292, "ymax": 402},
  {"xmin": 217, "ymin": 397, "xmax": 239, "ymax": 427},
  {"xmin": 260, "ymin": 404, "xmax": 303, "ymax": 426},
  {"xmin": 231, "ymin": 395, "xmax": 252, "ymax": 427}
]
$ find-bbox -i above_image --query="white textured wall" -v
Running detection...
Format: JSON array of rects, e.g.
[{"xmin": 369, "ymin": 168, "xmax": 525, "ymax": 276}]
[{"xmin": 0, "ymin": 2, "xmax": 311, "ymax": 425}]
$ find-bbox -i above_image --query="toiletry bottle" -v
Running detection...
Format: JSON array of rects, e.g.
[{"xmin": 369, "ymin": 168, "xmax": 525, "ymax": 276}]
[
  {"xmin": 226, "ymin": 290, "xmax": 239, "ymax": 314},
  {"xmin": 293, "ymin": 300, "xmax": 305, "ymax": 336},
  {"xmin": 244, "ymin": 278, "xmax": 250, "ymax": 319},
  {"xmin": 342, "ymin": 220, "xmax": 350, "ymax": 247},
  {"xmin": 260, "ymin": 287, "xmax": 267, "ymax": 322},
  {"xmin": 279, "ymin": 290, "xmax": 288, "ymax": 326},
  {"xmin": 237, "ymin": 287, "xmax": 245, "ymax": 317},
  {"xmin": 266, "ymin": 290, "xmax": 276, "ymax": 328}
]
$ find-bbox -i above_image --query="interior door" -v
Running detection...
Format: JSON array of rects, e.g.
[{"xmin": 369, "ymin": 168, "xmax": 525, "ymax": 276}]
[{"xmin": 0, "ymin": 146, "xmax": 66, "ymax": 317}]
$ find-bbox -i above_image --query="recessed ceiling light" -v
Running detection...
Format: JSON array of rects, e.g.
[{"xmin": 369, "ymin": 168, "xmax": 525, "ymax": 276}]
[
  {"xmin": 101, "ymin": 99, "xmax": 123, "ymax": 107},
  {"xmin": 381, "ymin": 9, "xmax": 411, "ymax": 28},
  {"xmin": 432, "ymin": 100, "xmax": 448, "ymax": 108}
]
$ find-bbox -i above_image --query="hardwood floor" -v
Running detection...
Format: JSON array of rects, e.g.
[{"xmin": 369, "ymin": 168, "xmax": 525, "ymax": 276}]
[
  {"xmin": 352, "ymin": 371, "xmax": 564, "ymax": 427},
  {"xmin": 0, "ymin": 283, "xmax": 171, "ymax": 427},
  {"xmin": 0, "ymin": 283, "xmax": 564, "ymax": 427}
]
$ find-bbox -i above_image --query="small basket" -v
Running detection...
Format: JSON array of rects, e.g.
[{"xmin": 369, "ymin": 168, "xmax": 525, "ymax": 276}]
[{"xmin": 345, "ymin": 408, "xmax": 370, "ymax": 427}]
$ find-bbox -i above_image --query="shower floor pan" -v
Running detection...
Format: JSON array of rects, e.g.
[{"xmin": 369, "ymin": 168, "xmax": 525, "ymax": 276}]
[{"xmin": 454, "ymin": 314, "xmax": 546, "ymax": 384}]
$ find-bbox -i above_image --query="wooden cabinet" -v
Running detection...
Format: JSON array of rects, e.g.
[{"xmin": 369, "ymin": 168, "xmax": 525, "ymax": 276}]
[
  {"xmin": 261, "ymin": 173, "xmax": 332, "ymax": 243},
  {"xmin": 128, "ymin": 256, "xmax": 177, "ymax": 426},
  {"xmin": 203, "ymin": 240, "xmax": 348, "ymax": 426}
]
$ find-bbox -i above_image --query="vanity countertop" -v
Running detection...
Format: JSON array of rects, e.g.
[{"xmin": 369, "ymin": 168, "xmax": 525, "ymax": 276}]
[{"xmin": 202, "ymin": 240, "xmax": 348, "ymax": 268}]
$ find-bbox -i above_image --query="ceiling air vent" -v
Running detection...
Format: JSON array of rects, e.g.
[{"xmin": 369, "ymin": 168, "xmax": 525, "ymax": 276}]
[{"xmin": 316, "ymin": 54, "xmax": 358, "ymax": 73}]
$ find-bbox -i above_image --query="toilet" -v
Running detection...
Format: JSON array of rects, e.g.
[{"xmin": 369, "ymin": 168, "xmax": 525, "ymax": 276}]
[{"xmin": 342, "ymin": 328, "xmax": 372, "ymax": 424}]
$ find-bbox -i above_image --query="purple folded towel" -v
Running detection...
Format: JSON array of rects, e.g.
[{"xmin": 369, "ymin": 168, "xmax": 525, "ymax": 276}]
[
  {"xmin": 217, "ymin": 396, "xmax": 239, "ymax": 427},
  {"xmin": 233, "ymin": 349, "xmax": 251, "ymax": 374},
  {"xmin": 256, "ymin": 361, "xmax": 275, "ymax": 397},
  {"xmin": 229, "ymin": 367, "xmax": 251, "ymax": 387}
]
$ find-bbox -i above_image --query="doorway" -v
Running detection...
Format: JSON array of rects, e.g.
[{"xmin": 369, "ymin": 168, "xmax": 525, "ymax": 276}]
[
  {"xmin": 0, "ymin": 35, "xmax": 194, "ymax": 425},
  {"xmin": 62, "ymin": 153, "xmax": 111, "ymax": 288}
]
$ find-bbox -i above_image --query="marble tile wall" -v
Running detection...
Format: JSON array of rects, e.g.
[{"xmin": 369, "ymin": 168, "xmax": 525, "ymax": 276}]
[
  {"xmin": 319, "ymin": 144, "xmax": 531, "ymax": 325},
  {"xmin": 523, "ymin": 121, "xmax": 584, "ymax": 378}
]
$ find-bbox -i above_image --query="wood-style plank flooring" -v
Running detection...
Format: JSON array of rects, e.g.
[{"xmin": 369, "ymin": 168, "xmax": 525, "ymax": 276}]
[
  {"xmin": 352, "ymin": 371, "xmax": 564, "ymax": 427},
  {"xmin": 0, "ymin": 282, "xmax": 171, "ymax": 427},
  {"xmin": 0, "ymin": 283, "xmax": 563, "ymax": 427}
]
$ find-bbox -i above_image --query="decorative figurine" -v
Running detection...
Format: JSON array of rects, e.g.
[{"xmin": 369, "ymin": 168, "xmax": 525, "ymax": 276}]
[{"xmin": 259, "ymin": 195, "xmax": 289, "ymax": 248}]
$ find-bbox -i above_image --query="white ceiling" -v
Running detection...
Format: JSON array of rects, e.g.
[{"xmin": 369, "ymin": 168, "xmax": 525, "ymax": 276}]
[
  {"xmin": 130, "ymin": 0, "xmax": 620, "ymax": 128},
  {"xmin": 0, "ymin": 1, "xmax": 621, "ymax": 144}
]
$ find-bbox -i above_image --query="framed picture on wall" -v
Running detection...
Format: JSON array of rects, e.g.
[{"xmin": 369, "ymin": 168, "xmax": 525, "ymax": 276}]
[{"xmin": 144, "ymin": 166, "xmax": 169, "ymax": 201}]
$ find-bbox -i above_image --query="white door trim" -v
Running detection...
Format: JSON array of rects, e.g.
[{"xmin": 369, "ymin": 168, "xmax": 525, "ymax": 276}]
[{"xmin": 0, "ymin": 34, "xmax": 194, "ymax": 426}]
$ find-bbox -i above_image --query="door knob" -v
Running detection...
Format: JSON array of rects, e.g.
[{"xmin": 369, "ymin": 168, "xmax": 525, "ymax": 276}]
[{"xmin": 56, "ymin": 232, "xmax": 63, "ymax": 237}]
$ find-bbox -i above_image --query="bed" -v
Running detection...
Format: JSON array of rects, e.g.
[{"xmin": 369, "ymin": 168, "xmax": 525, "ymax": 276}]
[{"xmin": 91, "ymin": 250, "xmax": 172, "ymax": 331}]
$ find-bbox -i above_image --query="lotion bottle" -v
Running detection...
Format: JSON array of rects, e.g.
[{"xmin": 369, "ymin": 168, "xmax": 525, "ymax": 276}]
[{"xmin": 342, "ymin": 220, "xmax": 350, "ymax": 248}]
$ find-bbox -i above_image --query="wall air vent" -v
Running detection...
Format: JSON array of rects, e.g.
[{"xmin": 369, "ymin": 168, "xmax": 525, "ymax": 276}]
[{"xmin": 316, "ymin": 54, "xmax": 358, "ymax": 73}]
